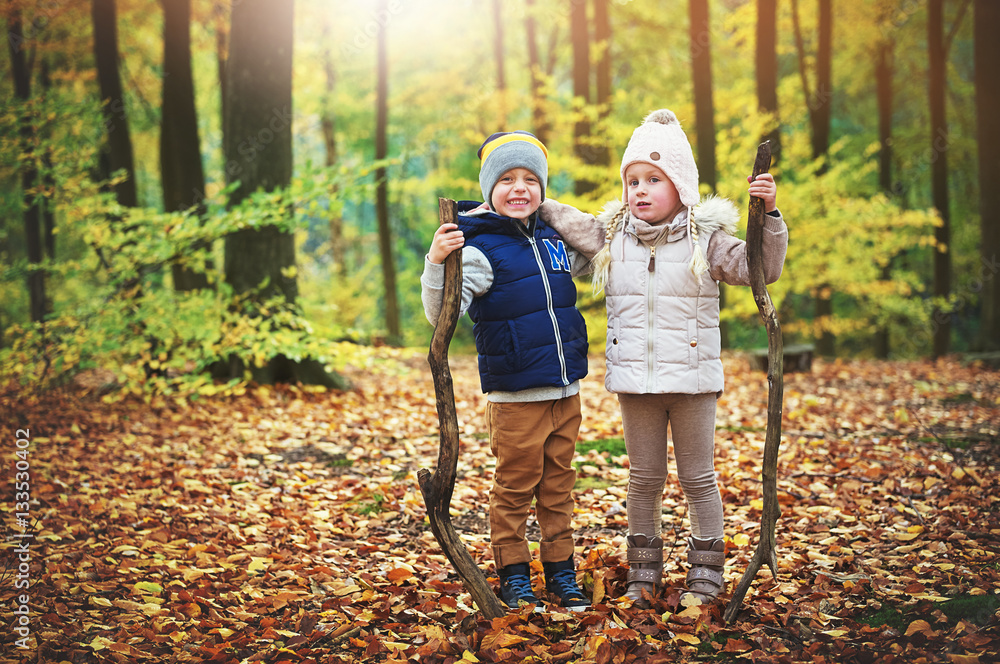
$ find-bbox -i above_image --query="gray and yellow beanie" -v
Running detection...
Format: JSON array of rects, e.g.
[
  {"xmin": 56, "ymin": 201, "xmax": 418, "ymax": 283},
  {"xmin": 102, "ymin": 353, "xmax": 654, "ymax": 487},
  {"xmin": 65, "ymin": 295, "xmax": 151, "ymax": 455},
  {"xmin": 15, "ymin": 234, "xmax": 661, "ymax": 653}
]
[{"xmin": 477, "ymin": 130, "xmax": 549, "ymax": 206}]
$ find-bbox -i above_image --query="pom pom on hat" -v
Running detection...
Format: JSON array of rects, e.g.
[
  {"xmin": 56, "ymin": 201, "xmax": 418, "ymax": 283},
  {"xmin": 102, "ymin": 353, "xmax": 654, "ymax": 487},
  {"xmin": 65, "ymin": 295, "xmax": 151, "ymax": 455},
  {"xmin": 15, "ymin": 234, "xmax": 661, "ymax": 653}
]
[
  {"xmin": 619, "ymin": 108, "xmax": 700, "ymax": 208},
  {"xmin": 642, "ymin": 108, "xmax": 680, "ymax": 125}
]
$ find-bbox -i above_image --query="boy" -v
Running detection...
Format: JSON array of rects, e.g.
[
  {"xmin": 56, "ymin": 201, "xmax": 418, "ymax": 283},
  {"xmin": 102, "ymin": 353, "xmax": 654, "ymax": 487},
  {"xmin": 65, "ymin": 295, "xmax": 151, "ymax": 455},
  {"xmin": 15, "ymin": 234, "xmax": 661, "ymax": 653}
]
[{"xmin": 421, "ymin": 130, "xmax": 590, "ymax": 612}]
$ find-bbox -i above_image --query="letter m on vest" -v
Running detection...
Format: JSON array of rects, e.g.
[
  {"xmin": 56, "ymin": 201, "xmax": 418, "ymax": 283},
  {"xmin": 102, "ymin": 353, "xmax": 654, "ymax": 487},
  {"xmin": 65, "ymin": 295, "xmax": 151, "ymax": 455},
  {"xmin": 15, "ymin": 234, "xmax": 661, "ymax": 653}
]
[{"xmin": 543, "ymin": 239, "xmax": 571, "ymax": 272}]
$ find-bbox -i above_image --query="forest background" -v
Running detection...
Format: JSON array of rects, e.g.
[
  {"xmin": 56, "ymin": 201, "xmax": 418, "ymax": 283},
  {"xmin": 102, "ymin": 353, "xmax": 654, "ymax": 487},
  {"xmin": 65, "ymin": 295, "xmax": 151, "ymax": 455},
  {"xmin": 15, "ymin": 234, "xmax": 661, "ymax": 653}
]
[
  {"xmin": 1, "ymin": 0, "xmax": 998, "ymax": 394},
  {"xmin": 2, "ymin": 2, "xmax": 999, "ymax": 662}
]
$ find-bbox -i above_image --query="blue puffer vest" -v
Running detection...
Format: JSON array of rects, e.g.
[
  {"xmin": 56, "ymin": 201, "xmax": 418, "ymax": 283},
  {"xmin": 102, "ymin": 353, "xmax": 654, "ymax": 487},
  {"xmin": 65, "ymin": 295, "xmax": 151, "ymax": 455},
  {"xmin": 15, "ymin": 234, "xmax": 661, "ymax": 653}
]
[{"xmin": 457, "ymin": 201, "xmax": 589, "ymax": 393}]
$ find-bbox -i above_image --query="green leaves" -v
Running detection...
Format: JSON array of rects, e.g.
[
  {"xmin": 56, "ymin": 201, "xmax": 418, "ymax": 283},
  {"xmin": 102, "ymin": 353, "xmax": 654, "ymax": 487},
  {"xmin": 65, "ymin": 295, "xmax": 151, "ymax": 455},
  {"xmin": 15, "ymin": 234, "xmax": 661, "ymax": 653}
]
[{"xmin": 0, "ymin": 164, "xmax": 376, "ymax": 396}]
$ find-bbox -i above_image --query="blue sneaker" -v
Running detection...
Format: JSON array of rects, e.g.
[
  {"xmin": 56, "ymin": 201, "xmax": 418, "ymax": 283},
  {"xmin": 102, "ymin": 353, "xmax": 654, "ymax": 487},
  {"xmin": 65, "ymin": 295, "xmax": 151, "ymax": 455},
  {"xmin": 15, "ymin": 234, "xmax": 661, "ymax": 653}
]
[
  {"xmin": 498, "ymin": 563, "xmax": 542, "ymax": 612},
  {"xmin": 543, "ymin": 557, "xmax": 590, "ymax": 612}
]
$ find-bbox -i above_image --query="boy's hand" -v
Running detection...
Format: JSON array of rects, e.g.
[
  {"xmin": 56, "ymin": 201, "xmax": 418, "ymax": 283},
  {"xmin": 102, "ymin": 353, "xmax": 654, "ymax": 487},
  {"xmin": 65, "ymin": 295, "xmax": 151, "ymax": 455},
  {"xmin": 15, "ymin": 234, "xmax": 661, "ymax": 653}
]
[
  {"xmin": 747, "ymin": 173, "xmax": 777, "ymax": 213},
  {"xmin": 428, "ymin": 223, "xmax": 464, "ymax": 264}
]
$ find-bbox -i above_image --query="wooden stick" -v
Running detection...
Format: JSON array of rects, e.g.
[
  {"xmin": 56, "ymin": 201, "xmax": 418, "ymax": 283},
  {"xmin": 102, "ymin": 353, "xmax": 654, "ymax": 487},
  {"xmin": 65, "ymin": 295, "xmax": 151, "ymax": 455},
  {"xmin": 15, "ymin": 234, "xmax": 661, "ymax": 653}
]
[
  {"xmin": 724, "ymin": 142, "xmax": 784, "ymax": 624},
  {"xmin": 417, "ymin": 198, "xmax": 506, "ymax": 620}
]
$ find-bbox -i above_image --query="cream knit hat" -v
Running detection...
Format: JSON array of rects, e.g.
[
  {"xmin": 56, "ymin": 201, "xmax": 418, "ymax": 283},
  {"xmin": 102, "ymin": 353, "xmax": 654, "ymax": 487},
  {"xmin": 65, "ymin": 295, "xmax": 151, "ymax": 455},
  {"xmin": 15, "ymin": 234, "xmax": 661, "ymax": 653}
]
[{"xmin": 619, "ymin": 109, "xmax": 700, "ymax": 208}]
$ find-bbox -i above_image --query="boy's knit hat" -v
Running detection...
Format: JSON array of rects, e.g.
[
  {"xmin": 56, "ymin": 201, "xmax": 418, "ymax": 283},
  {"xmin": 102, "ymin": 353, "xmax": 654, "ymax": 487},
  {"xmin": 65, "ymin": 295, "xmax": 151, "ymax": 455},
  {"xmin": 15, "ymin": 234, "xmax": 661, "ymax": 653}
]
[
  {"xmin": 619, "ymin": 109, "xmax": 700, "ymax": 207},
  {"xmin": 478, "ymin": 130, "xmax": 549, "ymax": 206}
]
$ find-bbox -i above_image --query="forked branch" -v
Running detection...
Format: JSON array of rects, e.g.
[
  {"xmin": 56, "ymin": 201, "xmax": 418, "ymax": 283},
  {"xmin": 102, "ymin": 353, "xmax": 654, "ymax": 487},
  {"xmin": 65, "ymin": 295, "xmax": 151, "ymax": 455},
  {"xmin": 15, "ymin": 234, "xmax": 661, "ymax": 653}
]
[{"xmin": 417, "ymin": 198, "xmax": 505, "ymax": 620}]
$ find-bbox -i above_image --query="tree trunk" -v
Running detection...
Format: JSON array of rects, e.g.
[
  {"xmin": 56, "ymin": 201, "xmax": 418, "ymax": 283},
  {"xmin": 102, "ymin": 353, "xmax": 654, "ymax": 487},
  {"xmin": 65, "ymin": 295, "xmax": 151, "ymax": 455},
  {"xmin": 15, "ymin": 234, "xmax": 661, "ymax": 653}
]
[
  {"xmin": 874, "ymin": 0, "xmax": 895, "ymax": 358},
  {"xmin": 161, "ymin": 0, "xmax": 210, "ymax": 291},
  {"xmin": 756, "ymin": 0, "xmax": 781, "ymax": 161},
  {"xmin": 690, "ymin": 0, "xmax": 724, "ymax": 346},
  {"xmin": 570, "ymin": 0, "xmax": 594, "ymax": 196},
  {"xmin": 928, "ymin": 0, "xmax": 951, "ymax": 358},
  {"xmin": 689, "ymin": 0, "xmax": 716, "ymax": 192},
  {"xmin": 492, "ymin": 0, "xmax": 506, "ymax": 128},
  {"xmin": 92, "ymin": 0, "xmax": 138, "ymax": 208},
  {"xmin": 418, "ymin": 199, "xmax": 506, "ymax": 621},
  {"xmin": 7, "ymin": 9, "xmax": 46, "ymax": 323},
  {"xmin": 214, "ymin": 0, "xmax": 228, "ymax": 142},
  {"xmin": 976, "ymin": 0, "xmax": 1000, "ymax": 351},
  {"xmin": 39, "ymin": 59, "xmax": 56, "ymax": 261},
  {"xmin": 223, "ymin": 0, "xmax": 296, "ymax": 300},
  {"xmin": 814, "ymin": 0, "xmax": 834, "ymax": 355},
  {"xmin": 812, "ymin": 0, "xmax": 832, "ymax": 164},
  {"xmin": 221, "ymin": 0, "xmax": 297, "ymax": 382},
  {"xmin": 320, "ymin": 16, "xmax": 346, "ymax": 279},
  {"xmin": 375, "ymin": 0, "xmax": 401, "ymax": 346},
  {"xmin": 525, "ymin": 0, "xmax": 550, "ymax": 146},
  {"xmin": 217, "ymin": 0, "xmax": 342, "ymax": 387},
  {"xmin": 725, "ymin": 142, "xmax": 783, "ymax": 624},
  {"xmin": 791, "ymin": 0, "xmax": 835, "ymax": 356},
  {"xmin": 594, "ymin": 0, "xmax": 611, "ymax": 166}
]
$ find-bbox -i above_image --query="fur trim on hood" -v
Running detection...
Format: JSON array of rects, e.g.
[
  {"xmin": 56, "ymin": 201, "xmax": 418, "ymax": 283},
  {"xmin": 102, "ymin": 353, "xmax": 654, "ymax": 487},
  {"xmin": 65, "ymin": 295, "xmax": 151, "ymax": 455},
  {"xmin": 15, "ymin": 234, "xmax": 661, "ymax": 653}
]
[{"xmin": 590, "ymin": 195, "xmax": 740, "ymax": 292}]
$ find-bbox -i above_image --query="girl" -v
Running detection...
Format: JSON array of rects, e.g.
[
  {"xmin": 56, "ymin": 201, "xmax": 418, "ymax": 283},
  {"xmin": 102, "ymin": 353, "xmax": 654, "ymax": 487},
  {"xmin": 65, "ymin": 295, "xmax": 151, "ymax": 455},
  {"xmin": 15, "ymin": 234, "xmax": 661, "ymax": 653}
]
[{"xmin": 540, "ymin": 109, "xmax": 787, "ymax": 607}]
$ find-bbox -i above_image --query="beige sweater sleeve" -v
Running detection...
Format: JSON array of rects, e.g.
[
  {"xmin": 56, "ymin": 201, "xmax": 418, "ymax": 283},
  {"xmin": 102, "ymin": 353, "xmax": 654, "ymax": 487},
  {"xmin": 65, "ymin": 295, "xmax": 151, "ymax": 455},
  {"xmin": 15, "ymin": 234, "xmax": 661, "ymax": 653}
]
[
  {"xmin": 707, "ymin": 211, "xmax": 788, "ymax": 286},
  {"xmin": 537, "ymin": 198, "xmax": 608, "ymax": 260}
]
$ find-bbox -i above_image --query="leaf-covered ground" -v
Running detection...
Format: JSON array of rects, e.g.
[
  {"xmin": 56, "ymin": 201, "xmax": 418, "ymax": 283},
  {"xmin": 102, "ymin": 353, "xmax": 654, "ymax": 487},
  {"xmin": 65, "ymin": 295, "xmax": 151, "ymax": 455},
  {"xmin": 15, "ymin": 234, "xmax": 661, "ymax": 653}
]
[{"xmin": 2, "ymin": 352, "xmax": 999, "ymax": 663}]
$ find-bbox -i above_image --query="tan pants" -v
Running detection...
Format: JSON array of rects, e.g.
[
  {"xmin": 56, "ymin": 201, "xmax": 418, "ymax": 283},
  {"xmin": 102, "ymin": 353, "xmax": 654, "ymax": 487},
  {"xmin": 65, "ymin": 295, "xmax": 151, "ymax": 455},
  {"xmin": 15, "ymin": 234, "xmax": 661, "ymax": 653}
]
[
  {"xmin": 486, "ymin": 395, "xmax": 581, "ymax": 569},
  {"xmin": 618, "ymin": 392, "xmax": 724, "ymax": 540}
]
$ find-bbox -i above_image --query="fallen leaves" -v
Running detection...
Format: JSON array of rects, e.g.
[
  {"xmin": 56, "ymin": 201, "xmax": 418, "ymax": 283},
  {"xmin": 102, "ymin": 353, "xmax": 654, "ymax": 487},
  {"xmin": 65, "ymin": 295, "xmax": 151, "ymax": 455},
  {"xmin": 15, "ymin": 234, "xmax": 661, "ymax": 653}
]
[{"xmin": 1, "ymin": 353, "xmax": 998, "ymax": 663}]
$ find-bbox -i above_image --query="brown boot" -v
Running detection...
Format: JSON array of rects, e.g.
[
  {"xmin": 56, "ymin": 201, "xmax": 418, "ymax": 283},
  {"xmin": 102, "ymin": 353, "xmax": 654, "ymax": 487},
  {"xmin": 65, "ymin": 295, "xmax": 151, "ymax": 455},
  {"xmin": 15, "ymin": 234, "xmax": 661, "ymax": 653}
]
[
  {"xmin": 624, "ymin": 534, "xmax": 663, "ymax": 608},
  {"xmin": 680, "ymin": 537, "xmax": 725, "ymax": 607}
]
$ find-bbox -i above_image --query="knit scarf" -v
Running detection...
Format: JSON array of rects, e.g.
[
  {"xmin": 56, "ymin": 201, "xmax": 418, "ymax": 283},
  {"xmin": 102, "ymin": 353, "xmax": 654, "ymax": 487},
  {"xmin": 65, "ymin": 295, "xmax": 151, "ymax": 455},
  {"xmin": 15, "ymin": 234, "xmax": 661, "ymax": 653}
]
[{"xmin": 630, "ymin": 207, "xmax": 688, "ymax": 246}]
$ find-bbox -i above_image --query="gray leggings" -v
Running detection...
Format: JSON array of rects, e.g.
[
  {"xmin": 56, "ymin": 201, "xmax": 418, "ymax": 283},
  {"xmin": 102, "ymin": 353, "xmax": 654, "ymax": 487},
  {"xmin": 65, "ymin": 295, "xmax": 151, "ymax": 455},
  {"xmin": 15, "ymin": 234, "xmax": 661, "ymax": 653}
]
[{"xmin": 618, "ymin": 392, "xmax": 724, "ymax": 540}]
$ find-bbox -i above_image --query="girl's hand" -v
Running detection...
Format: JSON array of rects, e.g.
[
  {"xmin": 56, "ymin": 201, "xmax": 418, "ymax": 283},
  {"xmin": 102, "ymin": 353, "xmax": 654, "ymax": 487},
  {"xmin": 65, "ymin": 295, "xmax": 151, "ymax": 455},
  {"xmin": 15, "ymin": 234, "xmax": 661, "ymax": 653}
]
[
  {"xmin": 428, "ymin": 223, "xmax": 464, "ymax": 264},
  {"xmin": 747, "ymin": 173, "xmax": 778, "ymax": 212}
]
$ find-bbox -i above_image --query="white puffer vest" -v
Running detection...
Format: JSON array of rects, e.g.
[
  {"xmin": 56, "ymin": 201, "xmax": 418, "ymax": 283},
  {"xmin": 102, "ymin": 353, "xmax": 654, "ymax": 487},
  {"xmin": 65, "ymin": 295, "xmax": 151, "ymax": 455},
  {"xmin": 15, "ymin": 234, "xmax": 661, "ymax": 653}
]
[{"xmin": 603, "ymin": 199, "xmax": 737, "ymax": 395}]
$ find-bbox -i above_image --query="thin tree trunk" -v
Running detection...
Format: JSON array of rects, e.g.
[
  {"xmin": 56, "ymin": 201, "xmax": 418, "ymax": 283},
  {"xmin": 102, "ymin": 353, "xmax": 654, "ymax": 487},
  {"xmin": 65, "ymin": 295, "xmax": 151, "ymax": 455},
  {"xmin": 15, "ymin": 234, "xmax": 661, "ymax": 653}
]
[
  {"xmin": 375, "ymin": 0, "xmax": 401, "ymax": 346},
  {"xmin": 689, "ymin": 0, "xmax": 716, "ymax": 192},
  {"xmin": 812, "ymin": 0, "xmax": 832, "ymax": 164},
  {"xmin": 791, "ymin": 0, "xmax": 835, "ymax": 356},
  {"xmin": 214, "ymin": 0, "xmax": 228, "ymax": 143},
  {"xmin": 756, "ymin": 0, "xmax": 781, "ymax": 344},
  {"xmin": 544, "ymin": 23, "xmax": 560, "ymax": 77},
  {"xmin": 874, "ymin": 0, "xmax": 895, "ymax": 358},
  {"xmin": 876, "ymin": 4, "xmax": 894, "ymax": 196},
  {"xmin": 814, "ymin": 0, "xmax": 834, "ymax": 357},
  {"xmin": 525, "ymin": 0, "xmax": 550, "ymax": 146},
  {"xmin": 161, "ymin": 0, "xmax": 210, "ymax": 291},
  {"xmin": 492, "ymin": 0, "xmax": 506, "ymax": 128},
  {"xmin": 7, "ymin": 9, "xmax": 46, "ymax": 323},
  {"xmin": 976, "ymin": 0, "xmax": 1000, "ymax": 351},
  {"xmin": 594, "ymin": 0, "xmax": 611, "ymax": 166},
  {"xmin": 39, "ymin": 59, "xmax": 56, "ymax": 261},
  {"xmin": 92, "ymin": 0, "xmax": 138, "ymax": 208},
  {"xmin": 41, "ymin": 149, "xmax": 56, "ymax": 260},
  {"xmin": 690, "ymin": 0, "xmax": 724, "ymax": 346},
  {"xmin": 570, "ymin": 0, "xmax": 594, "ymax": 196},
  {"xmin": 928, "ymin": 0, "xmax": 951, "ymax": 358},
  {"xmin": 321, "ymin": 16, "xmax": 346, "ymax": 279},
  {"xmin": 756, "ymin": 0, "xmax": 781, "ymax": 160}
]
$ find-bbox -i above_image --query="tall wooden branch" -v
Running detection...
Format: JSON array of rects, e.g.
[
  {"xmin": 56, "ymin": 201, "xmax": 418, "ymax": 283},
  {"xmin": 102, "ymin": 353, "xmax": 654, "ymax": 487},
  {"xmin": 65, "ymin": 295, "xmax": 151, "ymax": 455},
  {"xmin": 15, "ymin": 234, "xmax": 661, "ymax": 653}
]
[
  {"xmin": 725, "ymin": 142, "xmax": 784, "ymax": 624},
  {"xmin": 417, "ymin": 198, "xmax": 506, "ymax": 620}
]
